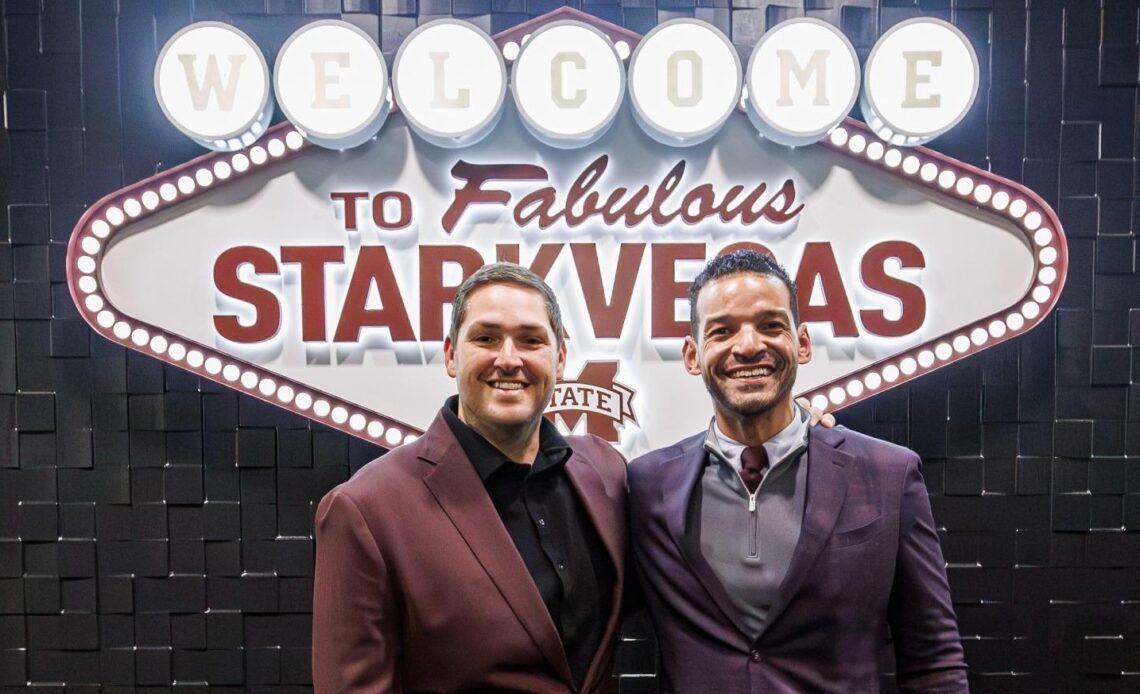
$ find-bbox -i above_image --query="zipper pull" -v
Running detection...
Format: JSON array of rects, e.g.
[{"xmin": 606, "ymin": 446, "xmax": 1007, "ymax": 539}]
[{"xmin": 749, "ymin": 494, "xmax": 757, "ymax": 512}]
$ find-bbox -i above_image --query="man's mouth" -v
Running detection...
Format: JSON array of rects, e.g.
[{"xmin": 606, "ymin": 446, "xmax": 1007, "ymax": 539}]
[
  {"xmin": 489, "ymin": 380, "xmax": 527, "ymax": 390},
  {"xmin": 727, "ymin": 366, "xmax": 776, "ymax": 379}
]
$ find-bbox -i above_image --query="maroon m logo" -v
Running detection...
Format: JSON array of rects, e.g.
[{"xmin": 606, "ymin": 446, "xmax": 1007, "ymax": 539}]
[{"xmin": 546, "ymin": 361, "xmax": 637, "ymax": 444}]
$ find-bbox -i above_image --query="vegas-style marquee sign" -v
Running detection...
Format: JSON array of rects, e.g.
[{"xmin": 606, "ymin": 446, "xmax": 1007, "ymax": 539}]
[{"xmin": 70, "ymin": 8, "xmax": 1066, "ymax": 456}]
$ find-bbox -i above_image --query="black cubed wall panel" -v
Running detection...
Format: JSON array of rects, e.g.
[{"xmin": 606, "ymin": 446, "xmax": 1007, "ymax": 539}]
[{"xmin": 1, "ymin": 0, "xmax": 1140, "ymax": 691}]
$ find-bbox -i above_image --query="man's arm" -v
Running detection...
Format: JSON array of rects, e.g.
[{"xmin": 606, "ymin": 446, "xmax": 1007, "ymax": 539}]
[
  {"xmin": 888, "ymin": 456, "xmax": 969, "ymax": 693},
  {"xmin": 312, "ymin": 488, "xmax": 402, "ymax": 693}
]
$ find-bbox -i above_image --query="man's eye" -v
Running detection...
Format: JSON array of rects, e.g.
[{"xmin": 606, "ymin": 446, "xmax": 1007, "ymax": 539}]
[{"xmin": 472, "ymin": 335, "xmax": 496, "ymax": 343}]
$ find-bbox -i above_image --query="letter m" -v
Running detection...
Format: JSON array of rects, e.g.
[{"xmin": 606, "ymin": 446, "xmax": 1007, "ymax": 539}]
[{"xmin": 177, "ymin": 54, "xmax": 247, "ymax": 111}]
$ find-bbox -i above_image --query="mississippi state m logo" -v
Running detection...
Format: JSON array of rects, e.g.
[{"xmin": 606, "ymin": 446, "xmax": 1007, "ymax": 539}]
[{"xmin": 547, "ymin": 362, "xmax": 637, "ymax": 444}]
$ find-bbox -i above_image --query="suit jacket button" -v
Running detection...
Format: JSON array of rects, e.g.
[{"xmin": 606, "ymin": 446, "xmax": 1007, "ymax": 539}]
[{"xmin": 750, "ymin": 650, "xmax": 761, "ymax": 663}]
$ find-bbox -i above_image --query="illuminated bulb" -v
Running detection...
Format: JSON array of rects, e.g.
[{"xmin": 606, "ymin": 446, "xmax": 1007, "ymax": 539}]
[
  {"xmin": 131, "ymin": 328, "xmax": 149, "ymax": 347},
  {"xmin": 1037, "ymin": 247, "xmax": 1057, "ymax": 265},
  {"xmin": 81, "ymin": 237, "xmax": 100, "ymax": 255},
  {"xmin": 811, "ymin": 394, "xmax": 828, "ymax": 411},
  {"xmin": 113, "ymin": 322, "xmax": 131, "ymax": 339},
  {"xmin": 195, "ymin": 169, "xmax": 214, "ymax": 187},
  {"xmin": 955, "ymin": 177, "xmax": 974, "ymax": 196},
  {"xmin": 615, "ymin": 40, "xmax": 630, "ymax": 60},
  {"xmin": 177, "ymin": 176, "xmax": 195, "ymax": 194},
  {"xmin": 232, "ymin": 153, "xmax": 250, "ymax": 172},
  {"xmin": 295, "ymin": 392, "xmax": 313, "ymax": 410},
  {"xmin": 848, "ymin": 134, "xmax": 866, "ymax": 153},
  {"xmin": 106, "ymin": 207, "xmax": 124, "ymax": 225},
  {"xmin": 331, "ymin": 406, "xmax": 348, "ymax": 424},
  {"xmin": 917, "ymin": 350, "xmax": 934, "ymax": 368},
  {"xmin": 285, "ymin": 131, "xmax": 304, "ymax": 149},
  {"xmin": 385, "ymin": 428, "xmax": 403, "ymax": 446},
  {"xmin": 902, "ymin": 156, "xmax": 920, "ymax": 175},
  {"xmin": 204, "ymin": 357, "xmax": 222, "ymax": 374},
  {"xmin": 503, "ymin": 41, "xmax": 520, "ymax": 61},
  {"xmin": 213, "ymin": 161, "xmax": 232, "ymax": 179},
  {"xmin": 91, "ymin": 220, "xmax": 111, "ymax": 238},
  {"xmin": 96, "ymin": 311, "xmax": 115, "ymax": 328},
  {"xmin": 187, "ymin": 350, "xmax": 205, "ymax": 368},
  {"xmin": 1006, "ymin": 313, "xmax": 1025, "ymax": 331},
  {"xmin": 403, "ymin": 434, "xmax": 419, "ymax": 445},
  {"xmin": 883, "ymin": 364, "xmax": 900, "ymax": 382},
  {"xmin": 250, "ymin": 146, "xmax": 268, "ymax": 165},
  {"xmin": 937, "ymin": 170, "xmax": 956, "ymax": 188},
  {"xmin": 160, "ymin": 183, "xmax": 177, "ymax": 201},
  {"xmin": 846, "ymin": 380, "xmax": 864, "ymax": 398},
  {"xmin": 349, "ymin": 414, "xmax": 366, "ymax": 431},
  {"xmin": 970, "ymin": 327, "xmax": 987, "ymax": 345},
  {"xmin": 866, "ymin": 142, "xmax": 884, "ymax": 161},
  {"xmin": 1009, "ymin": 198, "xmax": 1027, "ymax": 218},
  {"xmin": 168, "ymin": 343, "xmax": 186, "ymax": 360},
  {"xmin": 222, "ymin": 364, "xmax": 240, "ymax": 381},
  {"xmin": 240, "ymin": 371, "xmax": 258, "ymax": 389},
  {"xmin": 919, "ymin": 163, "xmax": 938, "ymax": 182},
  {"xmin": 828, "ymin": 386, "xmax": 846, "ymax": 405},
  {"xmin": 829, "ymin": 128, "xmax": 849, "ymax": 146},
  {"xmin": 367, "ymin": 420, "xmax": 385, "ymax": 438},
  {"xmin": 1031, "ymin": 285, "xmax": 1051, "ymax": 303},
  {"xmin": 935, "ymin": 343, "xmax": 952, "ymax": 360},
  {"xmin": 258, "ymin": 378, "xmax": 276, "ymax": 396},
  {"xmin": 264, "ymin": 139, "xmax": 283, "ymax": 157},
  {"xmin": 123, "ymin": 198, "xmax": 142, "ymax": 217},
  {"xmin": 84, "ymin": 295, "xmax": 104, "ymax": 312},
  {"xmin": 864, "ymin": 372, "xmax": 881, "ymax": 390},
  {"xmin": 1038, "ymin": 267, "xmax": 1057, "ymax": 285},
  {"xmin": 992, "ymin": 191, "xmax": 1010, "ymax": 210},
  {"xmin": 314, "ymin": 399, "xmax": 331, "ymax": 417},
  {"xmin": 953, "ymin": 335, "xmax": 970, "ymax": 353},
  {"xmin": 900, "ymin": 357, "xmax": 917, "ymax": 375},
  {"xmin": 1033, "ymin": 228, "xmax": 1053, "ymax": 246},
  {"xmin": 77, "ymin": 276, "xmax": 97, "ymax": 293},
  {"xmin": 277, "ymin": 385, "xmax": 294, "ymax": 403},
  {"xmin": 988, "ymin": 320, "xmax": 1006, "ymax": 338},
  {"xmin": 522, "ymin": 33, "xmax": 531, "ymax": 44},
  {"xmin": 77, "ymin": 256, "xmax": 96, "ymax": 273},
  {"xmin": 141, "ymin": 191, "xmax": 160, "ymax": 209},
  {"xmin": 1023, "ymin": 211, "xmax": 1041, "ymax": 230},
  {"xmin": 1021, "ymin": 302, "xmax": 1040, "ymax": 319},
  {"xmin": 974, "ymin": 184, "xmax": 992, "ymax": 203},
  {"xmin": 150, "ymin": 335, "xmax": 168, "ymax": 353},
  {"xmin": 884, "ymin": 149, "xmax": 902, "ymax": 167}
]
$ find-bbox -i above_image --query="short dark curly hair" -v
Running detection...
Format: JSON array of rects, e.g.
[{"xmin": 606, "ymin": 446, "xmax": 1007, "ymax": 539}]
[{"xmin": 688, "ymin": 249, "xmax": 799, "ymax": 338}]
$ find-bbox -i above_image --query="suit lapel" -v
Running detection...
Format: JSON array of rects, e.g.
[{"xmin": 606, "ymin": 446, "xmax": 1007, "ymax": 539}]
[
  {"xmin": 418, "ymin": 415, "xmax": 573, "ymax": 685},
  {"xmin": 660, "ymin": 436, "xmax": 753, "ymax": 640},
  {"xmin": 759, "ymin": 427, "xmax": 853, "ymax": 639}
]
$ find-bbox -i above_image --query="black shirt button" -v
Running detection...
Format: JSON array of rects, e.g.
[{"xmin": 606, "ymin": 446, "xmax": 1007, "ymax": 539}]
[
  {"xmin": 750, "ymin": 650, "xmax": 761, "ymax": 663},
  {"xmin": 537, "ymin": 518, "xmax": 546, "ymax": 527},
  {"xmin": 557, "ymin": 563, "xmax": 565, "ymax": 571}
]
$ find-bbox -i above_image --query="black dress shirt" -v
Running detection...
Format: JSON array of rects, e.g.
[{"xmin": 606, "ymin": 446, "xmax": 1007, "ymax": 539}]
[{"xmin": 442, "ymin": 396, "xmax": 614, "ymax": 689}]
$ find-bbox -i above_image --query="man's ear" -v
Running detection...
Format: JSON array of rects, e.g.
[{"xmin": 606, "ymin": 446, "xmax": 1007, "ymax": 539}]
[
  {"xmin": 555, "ymin": 338, "xmax": 567, "ymax": 380},
  {"xmin": 682, "ymin": 336, "xmax": 702, "ymax": 376},
  {"xmin": 444, "ymin": 336, "xmax": 457, "ymax": 378},
  {"xmin": 796, "ymin": 323, "xmax": 812, "ymax": 365}
]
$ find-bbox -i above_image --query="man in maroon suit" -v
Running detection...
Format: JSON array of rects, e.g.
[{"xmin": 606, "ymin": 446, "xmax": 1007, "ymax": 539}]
[
  {"xmin": 628, "ymin": 250, "xmax": 968, "ymax": 693},
  {"xmin": 312, "ymin": 263, "xmax": 629, "ymax": 692}
]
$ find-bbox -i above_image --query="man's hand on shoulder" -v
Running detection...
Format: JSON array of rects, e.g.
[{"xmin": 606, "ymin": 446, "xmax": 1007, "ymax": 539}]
[{"xmin": 796, "ymin": 396, "xmax": 837, "ymax": 428}]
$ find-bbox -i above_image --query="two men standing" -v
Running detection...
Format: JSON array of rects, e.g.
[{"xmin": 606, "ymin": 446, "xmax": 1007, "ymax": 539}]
[{"xmin": 313, "ymin": 253, "xmax": 967, "ymax": 692}]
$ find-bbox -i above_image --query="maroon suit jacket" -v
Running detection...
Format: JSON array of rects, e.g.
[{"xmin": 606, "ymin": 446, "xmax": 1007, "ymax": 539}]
[
  {"xmin": 312, "ymin": 412, "xmax": 629, "ymax": 693},
  {"xmin": 628, "ymin": 426, "xmax": 968, "ymax": 693}
]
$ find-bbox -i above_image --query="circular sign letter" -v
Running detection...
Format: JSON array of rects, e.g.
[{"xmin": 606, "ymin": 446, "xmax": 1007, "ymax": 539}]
[
  {"xmin": 274, "ymin": 20, "xmax": 390, "ymax": 150},
  {"xmin": 393, "ymin": 20, "xmax": 506, "ymax": 148},
  {"xmin": 860, "ymin": 18, "xmax": 979, "ymax": 146},
  {"xmin": 745, "ymin": 18, "xmax": 859, "ymax": 147},
  {"xmin": 511, "ymin": 20, "xmax": 625, "ymax": 149},
  {"xmin": 628, "ymin": 19, "xmax": 741, "ymax": 147},
  {"xmin": 155, "ymin": 22, "xmax": 273, "ymax": 151}
]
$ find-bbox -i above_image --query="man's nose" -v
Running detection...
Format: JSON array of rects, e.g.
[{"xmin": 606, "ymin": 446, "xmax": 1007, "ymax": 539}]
[
  {"xmin": 494, "ymin": 337, "xmax": 524, "ymax": 369},
  {"xmin": 732, "ymin": 326, "xmax": 764, "ymax": 358}
]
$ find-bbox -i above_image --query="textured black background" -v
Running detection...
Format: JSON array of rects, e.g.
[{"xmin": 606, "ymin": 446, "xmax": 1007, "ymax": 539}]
[{"xmin": 1, "ymin": 0, "xmax": 1139, "ymax": 691}]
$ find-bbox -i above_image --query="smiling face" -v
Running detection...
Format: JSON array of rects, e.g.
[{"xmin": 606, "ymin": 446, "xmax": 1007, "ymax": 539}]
[
  {"xmin": 683, "ymin": 272, "xmax": 812, "ymax": 440},
  {"xmin": 444, "ymin": 282, "xmax": 566, "ymax": 446}
]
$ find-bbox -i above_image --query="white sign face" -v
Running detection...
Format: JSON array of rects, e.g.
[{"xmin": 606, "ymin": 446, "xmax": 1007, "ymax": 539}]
[
  {"xmin": 860, "ymin": 17, "xmax": 979, "ymax": 145},
  {"xmin": 273, "ymin": 20, "xmax": 389, "ymax": 149},
  {"xmin": 393, "ymin": 20, "xmax": 506, "ymax": 148},
  {"xmin": 628, "ymin": 19, "xmax": 740, "ymax": 146},
  {"xmin": 154, "ymin": 22, "xmax": 272, "ymax": 151},
  {"xmin": 511, "ymin": 20, "xmax": 625, "ymax": 148},
  {"xmin": 746, "ymin": 18, "xmax": 860, "ymax": 146}
]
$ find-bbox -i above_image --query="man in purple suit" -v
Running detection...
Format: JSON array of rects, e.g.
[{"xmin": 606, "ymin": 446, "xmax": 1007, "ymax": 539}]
[{"xmin": 628, "ymin": 250, "xmax": 968, "ymax": 693}]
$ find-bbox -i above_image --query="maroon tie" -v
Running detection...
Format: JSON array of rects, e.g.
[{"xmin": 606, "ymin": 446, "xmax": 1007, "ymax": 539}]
[{"xmin": 740, "ymin": 445, "xmax": 768, "ymax": 493}]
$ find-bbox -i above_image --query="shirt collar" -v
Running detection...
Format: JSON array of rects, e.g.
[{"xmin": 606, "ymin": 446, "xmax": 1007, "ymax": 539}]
[
  {"xmin": 441, "ymin": 395, "xmax": 572, "ymax": 480},
  {"xmin": 704, "ymin": 402, "xmax": 810, "ymax": 473}
]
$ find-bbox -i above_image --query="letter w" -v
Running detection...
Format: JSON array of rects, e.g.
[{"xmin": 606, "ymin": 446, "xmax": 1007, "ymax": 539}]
[{"xmin": 177, "ymin": 54, "xmax": 247, "ymax": 111}]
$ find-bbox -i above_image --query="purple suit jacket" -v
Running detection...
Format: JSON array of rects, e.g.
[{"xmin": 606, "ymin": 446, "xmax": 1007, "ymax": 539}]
[
  {"xmin": 628, "ymin": 426, "xmax": 968, "ymax": 693},
  {"xmin": 312, "ymin": 413, "xmax": 629, "ymax": 693}
]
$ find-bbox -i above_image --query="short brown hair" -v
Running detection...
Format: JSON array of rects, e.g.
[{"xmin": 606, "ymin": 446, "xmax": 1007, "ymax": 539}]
[{"xmin": 449, "ymin": 263, "xmax": 564, "ymax": 345}]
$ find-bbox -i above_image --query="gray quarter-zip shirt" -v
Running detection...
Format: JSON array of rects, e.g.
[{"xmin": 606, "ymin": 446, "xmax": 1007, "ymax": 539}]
[{"xmin": 695, "ymin": 404, "xmax": 810, "ymax": 640}]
